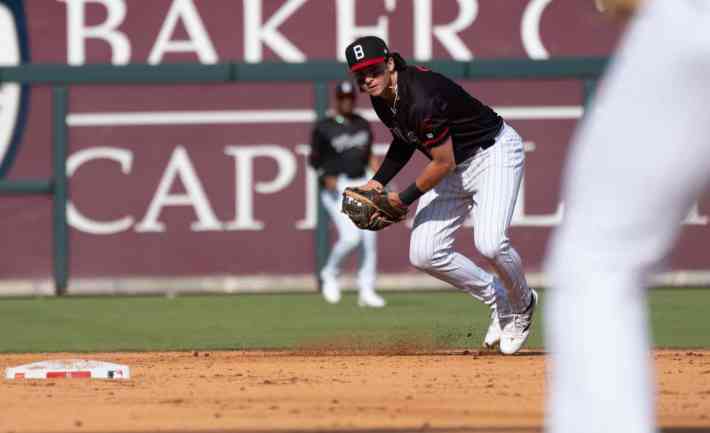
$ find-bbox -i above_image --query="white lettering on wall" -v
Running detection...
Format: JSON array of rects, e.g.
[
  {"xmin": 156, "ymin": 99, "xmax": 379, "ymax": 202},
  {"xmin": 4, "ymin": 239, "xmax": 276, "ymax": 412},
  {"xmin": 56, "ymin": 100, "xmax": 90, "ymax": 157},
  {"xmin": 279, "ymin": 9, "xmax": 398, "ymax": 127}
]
[
  {"xmin": 135, "ymin": 146, "xmax": 221, "ymax": 232},
  {"xmin": 243, "ymin": 0, "xmax": 307, "ymax": 62},
  {"xmin": 413, "ymin": 0, "xmax": 476, "ymax": 61},
  {"xmin": 336, "ymin": 0, "xmax": 393, "ymax": 62},
  {"xmin": 61, "ymin": 0, "xmax": 131, "ymax": 65},
  {"xmin": 521, "ymin": 0, "xmax": 553, "ymax": 60},
  {"xmin": 511, "ymin": 141, "xmax": 563, "ymax": 226},
  {"xmin": 63, "ymin": 141, "xmax": 707, "ymax": 233},
  {"xmin": 59, "ymin": 0, "xmax": 619, "ymax": 63},
  {"xmin": 223, "ymin": 145, "xmax": 297, "ymax": 230},
  {"xmin": 67, "ymin": 147, "xmax": 135, "ymax": 234},
  {"xmin": 148, "ymin": 0, "xmax": 217, "ymax": 64}
]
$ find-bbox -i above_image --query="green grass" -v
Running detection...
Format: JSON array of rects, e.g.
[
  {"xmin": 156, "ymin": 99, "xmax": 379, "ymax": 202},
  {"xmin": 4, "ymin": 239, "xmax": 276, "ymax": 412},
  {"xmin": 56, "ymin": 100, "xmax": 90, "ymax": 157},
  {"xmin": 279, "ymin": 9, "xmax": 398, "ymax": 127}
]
[{"xmin": 0, "ymin": 289, "xmax": 707, "ymax": 353}]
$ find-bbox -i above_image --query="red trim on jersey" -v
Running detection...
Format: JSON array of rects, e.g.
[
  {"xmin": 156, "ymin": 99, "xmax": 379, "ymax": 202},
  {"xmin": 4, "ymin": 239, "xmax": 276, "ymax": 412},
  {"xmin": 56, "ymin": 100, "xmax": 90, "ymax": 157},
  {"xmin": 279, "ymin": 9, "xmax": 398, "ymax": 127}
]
[
  {"xmin": 423, "ymin": 128, "xmax": 450, "ymax": 147},
  {"xmin": 351, "ymin": 57, "xmax": 386, "ymax": 72}
]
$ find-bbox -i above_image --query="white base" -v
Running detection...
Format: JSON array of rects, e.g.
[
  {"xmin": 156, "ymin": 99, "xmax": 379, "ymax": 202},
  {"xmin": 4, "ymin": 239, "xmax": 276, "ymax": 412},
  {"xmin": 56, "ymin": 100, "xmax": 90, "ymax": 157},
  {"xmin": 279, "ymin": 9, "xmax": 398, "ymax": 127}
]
[{"xmin": 5, "ymin": 359, "xmax": 130, "ymax": 380}]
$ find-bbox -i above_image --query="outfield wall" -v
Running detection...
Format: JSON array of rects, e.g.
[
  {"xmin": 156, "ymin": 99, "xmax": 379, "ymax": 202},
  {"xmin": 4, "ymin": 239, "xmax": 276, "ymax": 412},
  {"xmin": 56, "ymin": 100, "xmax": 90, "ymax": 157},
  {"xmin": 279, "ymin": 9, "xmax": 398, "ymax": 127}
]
[{"xmin": 2, "ymin": 1, "xmax": 710, "ymax": 294}]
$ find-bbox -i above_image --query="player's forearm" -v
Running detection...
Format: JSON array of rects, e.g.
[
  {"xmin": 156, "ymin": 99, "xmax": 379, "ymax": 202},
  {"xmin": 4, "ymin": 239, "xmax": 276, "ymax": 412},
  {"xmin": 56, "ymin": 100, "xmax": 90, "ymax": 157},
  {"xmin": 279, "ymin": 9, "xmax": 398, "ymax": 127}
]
[
  {"xmin": 372, "ymin": 156, "xmax": 407, "ymax": 186},
  {"xmin": 397, "ymin": 159, "xmax": 453, "ymax": 206},
  {"xmin": 417, "ymin": 159, "xmax": 455, "ymax": 192},
  {"xmin": 368, "ymin": 155, "xmax": 381, "ymax": 173},
  {"xmin": 372, "ymin": 140, "xmax": 415, "ymax": 185},
  {"xmin": 414, "ymin": 136, "xmax": 456, "ymax": 192},
  {"xmin": 399, "ymin": 137, "xmax": 456, "ymax": 205}
]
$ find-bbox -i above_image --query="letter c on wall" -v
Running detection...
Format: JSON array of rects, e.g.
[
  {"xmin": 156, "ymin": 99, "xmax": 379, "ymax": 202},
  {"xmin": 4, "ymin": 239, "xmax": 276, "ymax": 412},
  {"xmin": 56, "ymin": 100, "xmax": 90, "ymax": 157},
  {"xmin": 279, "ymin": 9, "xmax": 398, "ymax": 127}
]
[{"xmin": 522, "ymin": 0, "xmax": 553, "ymax": 60}]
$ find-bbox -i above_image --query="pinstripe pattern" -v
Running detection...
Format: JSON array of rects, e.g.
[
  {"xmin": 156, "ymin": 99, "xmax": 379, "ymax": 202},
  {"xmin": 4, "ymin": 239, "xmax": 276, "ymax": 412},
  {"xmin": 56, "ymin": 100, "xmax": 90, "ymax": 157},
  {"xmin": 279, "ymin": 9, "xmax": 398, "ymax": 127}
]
[
  {"xmin": 410, "ymin": 123, "xmax": 531, "ymax": 314},
  {"xmin": 321, "ymin": 175, "xmax": 377, "ymax": 292}
]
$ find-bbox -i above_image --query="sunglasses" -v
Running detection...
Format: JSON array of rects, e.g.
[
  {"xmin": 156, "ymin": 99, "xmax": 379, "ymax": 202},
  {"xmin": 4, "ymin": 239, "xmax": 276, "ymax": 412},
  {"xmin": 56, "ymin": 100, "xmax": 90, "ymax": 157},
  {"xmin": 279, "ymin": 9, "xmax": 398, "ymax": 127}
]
[{"xmin": 352, "ymin": 62, "xmax": 387, "ymax": 85}]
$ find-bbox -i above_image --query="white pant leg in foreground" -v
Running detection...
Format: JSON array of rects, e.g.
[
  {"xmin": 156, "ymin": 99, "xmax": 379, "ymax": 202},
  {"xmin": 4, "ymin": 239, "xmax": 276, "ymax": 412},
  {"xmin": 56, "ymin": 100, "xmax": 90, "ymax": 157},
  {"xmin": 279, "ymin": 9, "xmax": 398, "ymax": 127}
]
[{"xmin": 545, "ymin": 2, "xmax": 710, "ymax": 433}]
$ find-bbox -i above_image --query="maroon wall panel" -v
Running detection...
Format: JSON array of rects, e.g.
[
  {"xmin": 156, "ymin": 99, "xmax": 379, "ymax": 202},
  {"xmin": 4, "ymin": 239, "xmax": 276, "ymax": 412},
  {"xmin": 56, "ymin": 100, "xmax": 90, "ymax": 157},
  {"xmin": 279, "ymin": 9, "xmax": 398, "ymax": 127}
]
[{"xmin": 5, "ymin": 1, "xmax": 706, "ymax": 282}]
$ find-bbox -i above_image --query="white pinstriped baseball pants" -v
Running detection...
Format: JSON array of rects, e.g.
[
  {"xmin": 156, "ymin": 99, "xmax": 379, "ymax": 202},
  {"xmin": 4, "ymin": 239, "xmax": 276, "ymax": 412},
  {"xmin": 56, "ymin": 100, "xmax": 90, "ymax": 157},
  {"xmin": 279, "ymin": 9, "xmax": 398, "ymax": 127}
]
[
  {"xmin": 410, "ymin": 123, "xmax": 532, "ymax": 314},
  {"xmin": 545, "ymin": 2, "xmax": 710, "ymax": 433},
  {"xmin": 320, "ymin": 175, "xmax": 377, "ymax": 292}
]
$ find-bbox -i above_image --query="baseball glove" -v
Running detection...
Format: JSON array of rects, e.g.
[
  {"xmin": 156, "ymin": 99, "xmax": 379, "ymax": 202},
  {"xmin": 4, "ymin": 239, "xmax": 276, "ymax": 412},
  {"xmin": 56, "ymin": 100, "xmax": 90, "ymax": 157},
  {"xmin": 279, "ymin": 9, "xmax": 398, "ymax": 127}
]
[{"xmin": 341, "ymin": 187, "xmax": 408, "ymax": 231}]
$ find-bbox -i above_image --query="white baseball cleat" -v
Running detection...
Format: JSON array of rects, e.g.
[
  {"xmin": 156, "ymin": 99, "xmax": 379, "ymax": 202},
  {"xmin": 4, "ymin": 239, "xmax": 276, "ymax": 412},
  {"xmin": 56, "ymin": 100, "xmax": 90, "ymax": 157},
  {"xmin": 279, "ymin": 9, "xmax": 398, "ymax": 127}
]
[
  {"xmin": 499, "ymin": 289, "xmax": 538, "ymax": 355},
  {"xmin": 357, "ymin": 290, "xmax": 386, "ymax": 308},
  {"xmin": 482, "ymin": 305, "xmax": 501, "ymax": 349},
  {"xmin": 320, "ymin": 270, "xmax": 341, "ymax": 304}
]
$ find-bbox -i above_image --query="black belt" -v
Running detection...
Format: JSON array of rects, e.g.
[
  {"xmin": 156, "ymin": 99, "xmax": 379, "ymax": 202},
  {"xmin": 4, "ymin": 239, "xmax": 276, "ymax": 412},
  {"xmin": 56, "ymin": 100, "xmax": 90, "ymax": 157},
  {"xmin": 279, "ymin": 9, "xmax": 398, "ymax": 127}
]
[
  {"xmin": 479, "ymin": 138, "xmax": 496, "ymax": 150},
  {"xmin": 455, "ymin": 139, "xmax": 496, "ymax": 164}
]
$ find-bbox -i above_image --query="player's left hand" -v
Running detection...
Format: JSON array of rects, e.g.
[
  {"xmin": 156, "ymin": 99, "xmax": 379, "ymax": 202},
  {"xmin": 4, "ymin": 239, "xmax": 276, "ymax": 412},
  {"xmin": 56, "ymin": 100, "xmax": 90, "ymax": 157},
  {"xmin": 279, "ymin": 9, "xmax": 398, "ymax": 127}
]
[
  {"xmin": 358, "ymin": 179, "xmax": 384, "ymax": 192},
  {"xmin": 370, "ymin": 192, "xmax": 407, "ymax": 230}
]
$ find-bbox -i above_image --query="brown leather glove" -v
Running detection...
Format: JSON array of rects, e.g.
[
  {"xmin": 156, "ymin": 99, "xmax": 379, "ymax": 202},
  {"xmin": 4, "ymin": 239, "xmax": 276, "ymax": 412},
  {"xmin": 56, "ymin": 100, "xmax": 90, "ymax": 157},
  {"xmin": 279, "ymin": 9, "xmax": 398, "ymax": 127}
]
[{"xmin": 341, "ymin": 187, "xmax": 408, "ymax": 231}]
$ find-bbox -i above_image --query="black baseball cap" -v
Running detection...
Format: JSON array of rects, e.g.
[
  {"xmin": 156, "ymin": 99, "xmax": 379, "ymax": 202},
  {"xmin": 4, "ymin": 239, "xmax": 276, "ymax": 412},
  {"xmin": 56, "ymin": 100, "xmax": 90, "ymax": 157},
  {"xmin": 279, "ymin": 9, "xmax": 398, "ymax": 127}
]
[
  {"xmin": 335, "ymin": 80, "xmax": 356, "ymax": 98},
  {"xmin": 345, "ymin": 36, "xmax": 389, "ymax": 72}
]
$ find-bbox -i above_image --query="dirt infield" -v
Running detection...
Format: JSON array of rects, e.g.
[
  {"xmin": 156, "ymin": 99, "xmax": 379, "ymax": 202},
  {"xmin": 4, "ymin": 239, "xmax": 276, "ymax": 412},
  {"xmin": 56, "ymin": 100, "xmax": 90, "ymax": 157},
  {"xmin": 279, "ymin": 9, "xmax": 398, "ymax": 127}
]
[{"xmin": 1, "ymin": 350, "xmax": 708, "ymax": 433}]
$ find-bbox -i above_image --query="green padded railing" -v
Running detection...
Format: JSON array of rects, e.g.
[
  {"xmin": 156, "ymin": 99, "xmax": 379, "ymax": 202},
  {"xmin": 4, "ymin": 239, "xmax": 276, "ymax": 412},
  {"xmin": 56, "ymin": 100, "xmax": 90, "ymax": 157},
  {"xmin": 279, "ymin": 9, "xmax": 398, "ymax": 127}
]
[{"xmin": 0, "ymin": 58, "xmax": 608, "ymax": 295}]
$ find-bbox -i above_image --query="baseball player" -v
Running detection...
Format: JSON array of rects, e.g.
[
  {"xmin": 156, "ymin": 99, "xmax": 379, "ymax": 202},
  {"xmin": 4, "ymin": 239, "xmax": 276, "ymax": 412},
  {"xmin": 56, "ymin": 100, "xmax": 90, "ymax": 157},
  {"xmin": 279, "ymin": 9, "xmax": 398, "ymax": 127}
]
[
  {"xmin": 309, "ymin": 81, "xmax": 385, "ymax": 308},
  {"xmin": 343, "ymin": 36, "xmax": 537, "ymax": 354},
  {"xmin": 545, "ymin": 1, "xmax": 709, "ymax": 432}
]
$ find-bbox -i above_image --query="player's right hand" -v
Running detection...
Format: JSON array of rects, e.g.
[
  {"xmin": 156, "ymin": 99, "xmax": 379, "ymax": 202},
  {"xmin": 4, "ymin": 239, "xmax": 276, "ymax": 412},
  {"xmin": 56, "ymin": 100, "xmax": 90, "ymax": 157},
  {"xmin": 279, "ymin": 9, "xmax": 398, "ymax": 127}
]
[{"xmin": 359, "ymin": 179, "xmax": 384, "ymax": 192}]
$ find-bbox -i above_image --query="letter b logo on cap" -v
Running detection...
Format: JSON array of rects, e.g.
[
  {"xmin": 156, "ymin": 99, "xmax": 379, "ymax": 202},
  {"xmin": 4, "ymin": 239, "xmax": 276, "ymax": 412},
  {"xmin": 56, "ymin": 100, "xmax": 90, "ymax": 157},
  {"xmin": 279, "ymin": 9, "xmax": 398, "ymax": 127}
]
[{"xmin": 353, "ymin": 45, "xmax": 364, "ymax": 60}]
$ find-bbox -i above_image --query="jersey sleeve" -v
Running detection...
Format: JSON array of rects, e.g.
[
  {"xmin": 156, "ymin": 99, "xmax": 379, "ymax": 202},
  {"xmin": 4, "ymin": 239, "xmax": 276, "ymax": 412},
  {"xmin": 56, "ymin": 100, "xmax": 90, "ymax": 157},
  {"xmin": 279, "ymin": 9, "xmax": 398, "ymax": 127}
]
[
  {"xmin": 371, "ymin": 138, "xmax": 415, "ymax": 186},
  {"xmin": 415, "ymin": 94, "xmax": 450, "ymax": 149},
  {"xmin": 386, "ymin": 137, "xmax": 415, "ymax": 163}
]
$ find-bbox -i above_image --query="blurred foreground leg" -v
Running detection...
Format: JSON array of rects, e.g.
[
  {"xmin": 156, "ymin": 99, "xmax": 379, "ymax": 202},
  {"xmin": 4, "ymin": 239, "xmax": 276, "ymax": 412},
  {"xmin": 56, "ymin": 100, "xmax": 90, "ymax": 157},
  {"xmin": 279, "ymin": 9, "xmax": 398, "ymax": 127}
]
[{"xmin": 545, "ymin": 1, "xmax": 710, "ymax": 432}]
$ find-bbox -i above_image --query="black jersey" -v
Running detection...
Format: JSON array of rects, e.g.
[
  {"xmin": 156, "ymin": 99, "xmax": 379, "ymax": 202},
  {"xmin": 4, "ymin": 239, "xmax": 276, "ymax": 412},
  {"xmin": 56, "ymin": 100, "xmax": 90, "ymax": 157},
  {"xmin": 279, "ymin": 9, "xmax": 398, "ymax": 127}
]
[
  {"xmin": 372, "ymin": 65, "xmax": 503, "ymax": 164},
  {"xmin": 309, "ymin": 113, "xmax": 373, "ymax": 179}
]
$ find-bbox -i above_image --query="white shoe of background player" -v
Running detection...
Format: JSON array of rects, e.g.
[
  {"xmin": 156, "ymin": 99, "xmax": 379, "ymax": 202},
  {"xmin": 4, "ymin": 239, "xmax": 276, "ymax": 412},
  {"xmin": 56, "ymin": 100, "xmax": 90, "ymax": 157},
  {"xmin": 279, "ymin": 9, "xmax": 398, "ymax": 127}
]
[
  {"xmin": 320, "ymin": 269, "xmax": 341, "ymax": 304},
  {"xmin": 357, "ymin": 290, "xmax": 386, "ymax": 308},
  {"xmin": 482, "ymin": 304, "xmax": 501, "ymax": 349},
  {"xmin": 499, "ymin": 289, "xmax": 538, "ymax": 355}
]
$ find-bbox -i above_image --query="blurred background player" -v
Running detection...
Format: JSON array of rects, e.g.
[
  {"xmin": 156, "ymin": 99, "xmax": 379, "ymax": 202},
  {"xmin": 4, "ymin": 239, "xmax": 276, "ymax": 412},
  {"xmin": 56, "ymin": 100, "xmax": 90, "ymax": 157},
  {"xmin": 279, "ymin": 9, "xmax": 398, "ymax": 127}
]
[
  {"xmin": 309, "ymin": 80, "xmax": 385, "ymax": 308},
  {"xmin": 545, "ymin": 1, "xmax": 708, "ymax": 432}
]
